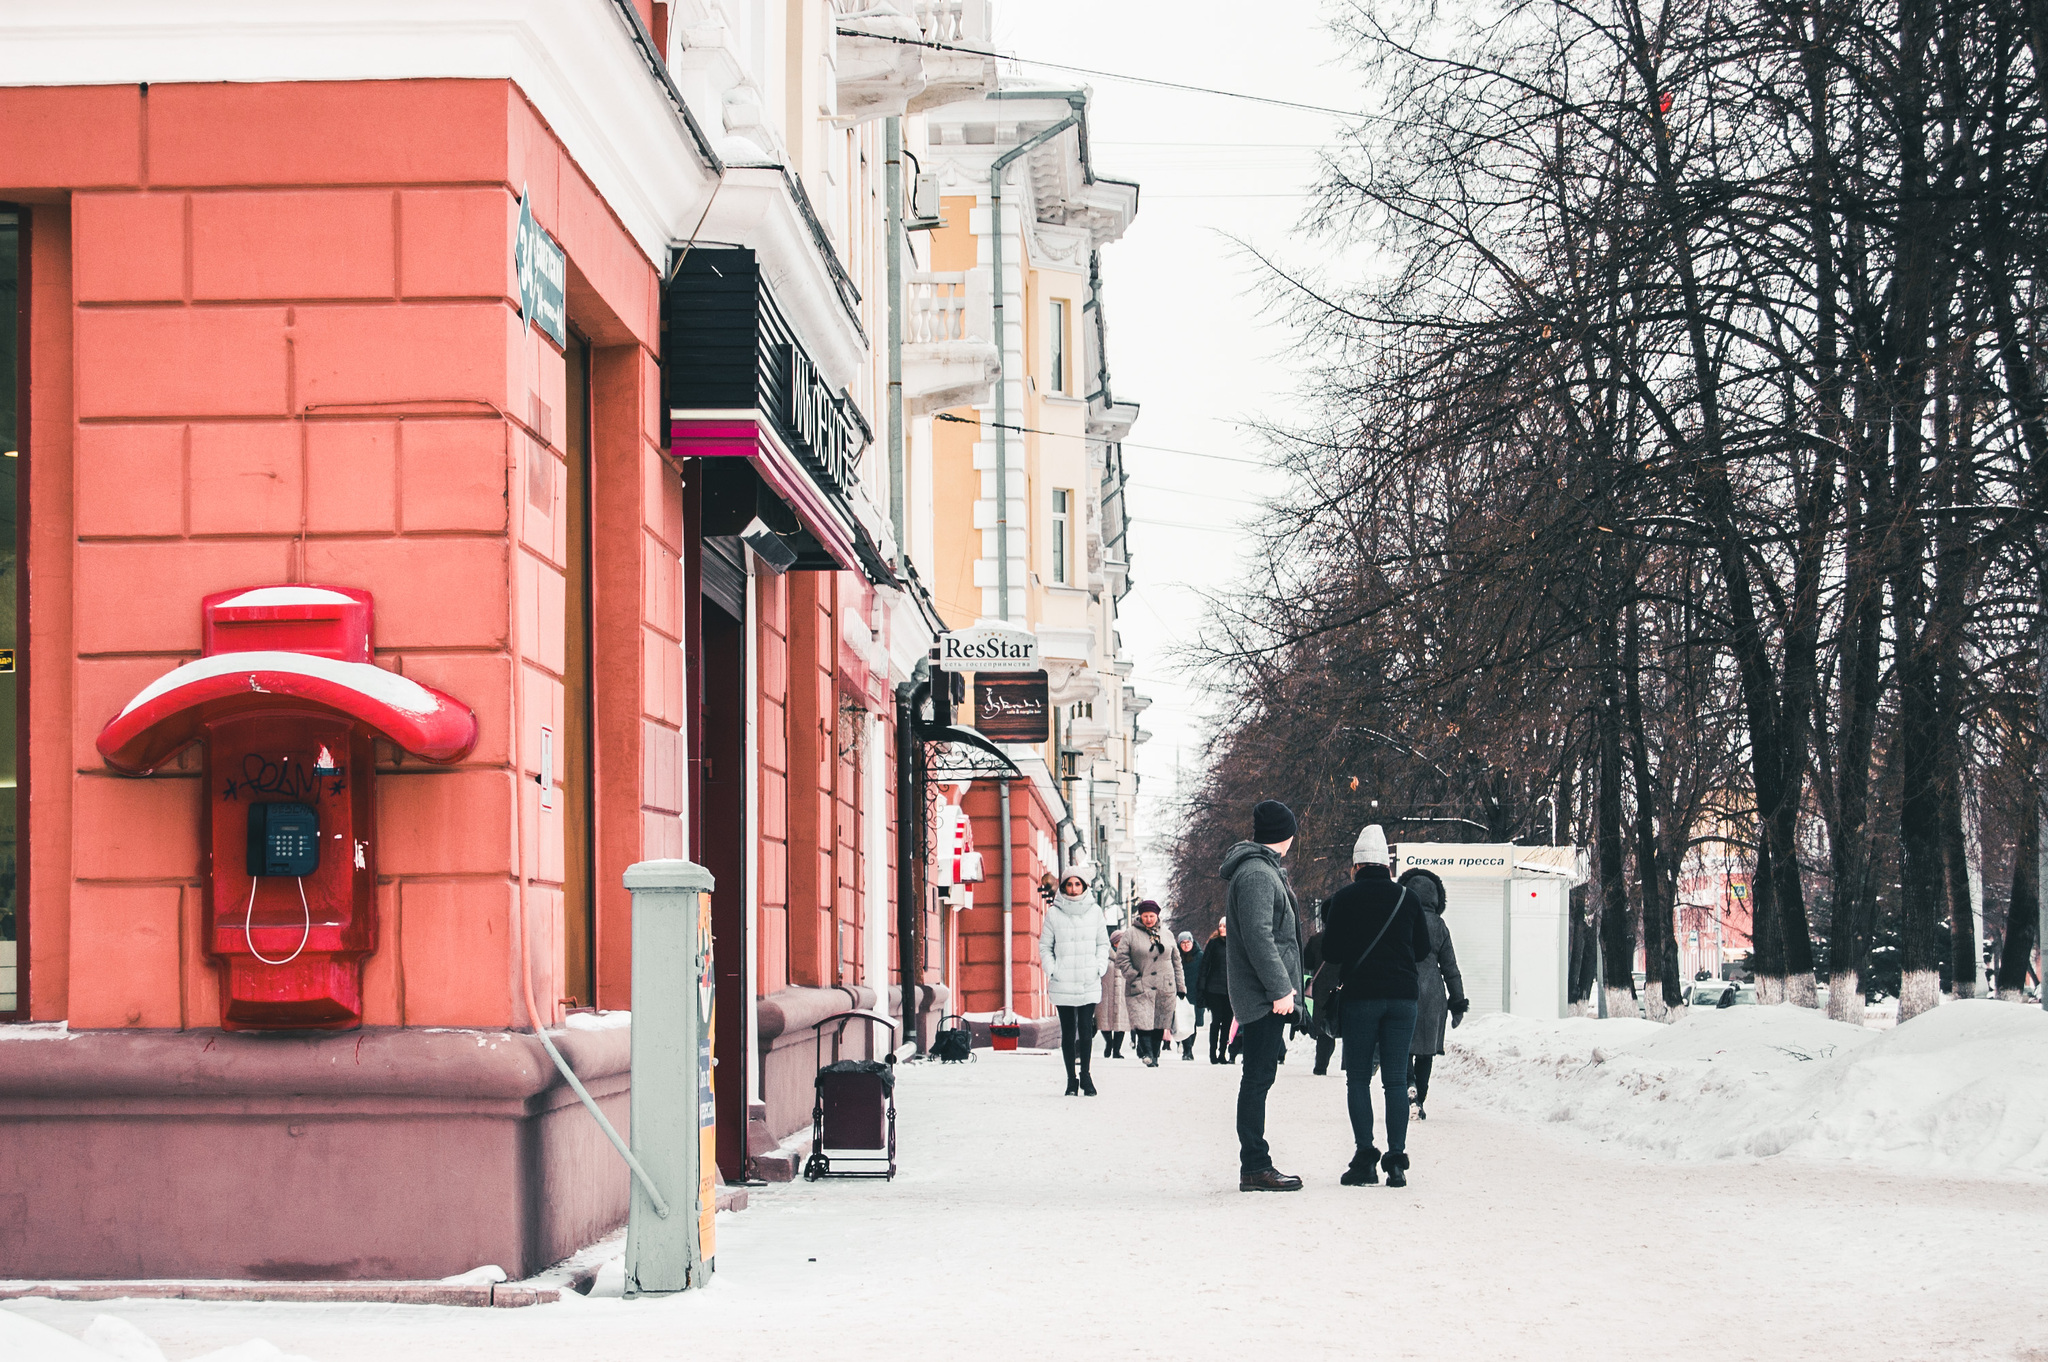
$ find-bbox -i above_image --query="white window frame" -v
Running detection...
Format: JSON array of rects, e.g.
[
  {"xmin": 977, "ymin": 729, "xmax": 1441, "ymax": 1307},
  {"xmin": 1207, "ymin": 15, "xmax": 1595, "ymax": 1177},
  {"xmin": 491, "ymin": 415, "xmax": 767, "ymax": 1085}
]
[
  {"xmin": 1052, "ymin": 488, "xmax": 1072, "ymax": 584},
  {"xmin": 1049, "ymin": 299, "xmax": 1068, "ymax": 395}
]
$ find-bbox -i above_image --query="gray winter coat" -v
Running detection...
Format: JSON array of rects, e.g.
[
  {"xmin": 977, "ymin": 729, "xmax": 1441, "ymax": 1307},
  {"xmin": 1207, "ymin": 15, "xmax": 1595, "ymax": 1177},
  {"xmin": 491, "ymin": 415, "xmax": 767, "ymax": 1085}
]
[
  {"xmin": 1219, "ymin": 841, "xmax": 1304, "ymax": 1024},
  {"xmin": 1098, "ymin": 940, "xmax": 1130, "ymax": 1032},
  {"xmin": 1115, "ymin": 920, "xmax": 1186, "ymax": 1030},
  {"xmin": 1041, "ymin": 891, "xmax": 1111, "ymax": 1008},
  {"xmin": 1412, "ymin": 908, "xmax": 1467, "ymax": 1055}
]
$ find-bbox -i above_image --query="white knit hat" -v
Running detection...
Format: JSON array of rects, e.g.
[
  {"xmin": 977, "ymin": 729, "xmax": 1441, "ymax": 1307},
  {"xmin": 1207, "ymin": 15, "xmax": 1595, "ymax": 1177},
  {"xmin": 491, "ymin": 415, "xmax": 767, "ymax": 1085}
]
[{"xmin": 1352, "ymin": 824, "xmax": 1390, "ymax": 866}]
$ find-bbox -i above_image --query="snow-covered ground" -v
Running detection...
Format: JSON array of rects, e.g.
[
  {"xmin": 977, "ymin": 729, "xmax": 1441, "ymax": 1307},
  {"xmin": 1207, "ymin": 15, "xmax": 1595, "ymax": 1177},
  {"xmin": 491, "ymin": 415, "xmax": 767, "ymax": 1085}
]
[
  {"xmin": 9, "ymin": 1005, "xmax": 2048, "ymax": 1361},
  {"xmin": 1448, "ymin": 999, "xmax": 2048, "ymax": 1178}
]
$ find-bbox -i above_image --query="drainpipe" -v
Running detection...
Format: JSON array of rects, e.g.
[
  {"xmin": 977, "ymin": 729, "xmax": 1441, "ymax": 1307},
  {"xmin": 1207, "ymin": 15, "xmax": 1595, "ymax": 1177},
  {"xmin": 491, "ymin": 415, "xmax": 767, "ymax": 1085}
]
[
  {"xmin": 896, "ymin": 671, "xmax": 928, "ymax": 1052},
  {"xmin": 988, "ymin": 104, "xmax": 1081, "ymax": 627},
  {"xmin": 886, "ymin": 116, "xmax": 906, "ymax": 560},
  {"xmin": 999, "ymin": 776, "xmax": 1014, "ymax": 1021},
  {"xmin": 987, "ymin": 98, "xmax": 1082, "ymax": 1027}
]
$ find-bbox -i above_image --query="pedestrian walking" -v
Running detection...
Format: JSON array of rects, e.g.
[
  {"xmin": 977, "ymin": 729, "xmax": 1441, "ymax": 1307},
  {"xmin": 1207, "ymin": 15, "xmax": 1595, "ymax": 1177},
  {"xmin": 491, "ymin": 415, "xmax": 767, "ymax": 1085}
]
[
  {"xmin": 1398, "ymin": 867, "xmax": 1468, "ymax": 1120},
  {"xmin": 1221, "ymin": 799, "xmax": 1306, "ymax": 1192},
  {"xmin": 1176, "ymin": 931, "xmax": 1203, "ymax": 1060},
  {"xmin": 1041, "ymin": 868, "xmax": 1111, "ymax": 1097},
  {"xmin": 1198, "ymin": 923, "xmax": 1234, "ymax": 1063},
  {"xmin": 1320, "ymin": 824, "xmax": 1432, "ymax": 1188},
  {"xmin": 1115, "ymin": 900, "xmax": 1185, "ymax": 1066},
  {"xmin": 1099, "ymin": 931, "xmax": 1130, "ymax": 1058}
]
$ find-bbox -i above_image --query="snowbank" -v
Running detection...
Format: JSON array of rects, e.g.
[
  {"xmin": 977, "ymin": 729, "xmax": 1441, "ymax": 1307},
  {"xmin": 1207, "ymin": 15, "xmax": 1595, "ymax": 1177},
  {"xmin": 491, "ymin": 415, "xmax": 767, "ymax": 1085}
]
[{"xmin": 1441, "ymin": 999, "xmax": 2048, "ymax": 1179}]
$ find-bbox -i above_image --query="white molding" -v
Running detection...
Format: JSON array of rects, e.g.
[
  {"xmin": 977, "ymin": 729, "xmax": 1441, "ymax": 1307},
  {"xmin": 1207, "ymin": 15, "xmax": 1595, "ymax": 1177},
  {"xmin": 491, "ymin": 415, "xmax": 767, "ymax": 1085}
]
[
  {"xmin": 0, "ymin": 0, "xmax": 719, "ymax": 271},
  {"xmin": 696, "ymin": 168, "xmax": 868, "ymax": 390}
]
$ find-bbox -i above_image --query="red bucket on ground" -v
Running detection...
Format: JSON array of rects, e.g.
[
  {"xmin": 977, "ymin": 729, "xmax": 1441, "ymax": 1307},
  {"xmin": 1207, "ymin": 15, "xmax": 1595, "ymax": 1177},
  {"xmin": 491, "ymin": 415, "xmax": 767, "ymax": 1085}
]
[{"xmin": 990, "ymin": 1023, "xmax": 1021, "ymax": 1051}]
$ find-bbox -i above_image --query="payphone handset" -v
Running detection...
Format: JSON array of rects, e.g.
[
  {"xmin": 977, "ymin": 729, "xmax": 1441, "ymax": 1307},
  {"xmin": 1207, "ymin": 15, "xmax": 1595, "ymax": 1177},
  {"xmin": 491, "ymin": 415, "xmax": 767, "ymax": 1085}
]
[{"xmin": 243, "ymin": 802, "xmax": 320, "ymax": 965}]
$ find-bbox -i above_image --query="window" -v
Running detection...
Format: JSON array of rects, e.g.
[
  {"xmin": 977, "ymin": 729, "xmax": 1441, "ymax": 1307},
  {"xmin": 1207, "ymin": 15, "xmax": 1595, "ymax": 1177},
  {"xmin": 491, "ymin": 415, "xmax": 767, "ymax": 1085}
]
[
  {"xmin": 1051, "ymin": 488, "xmax": 1071, "ymax": 585},
  {"xmin": 1049, "ymin": 299, "xmax": 1068, "ymax": 395}
]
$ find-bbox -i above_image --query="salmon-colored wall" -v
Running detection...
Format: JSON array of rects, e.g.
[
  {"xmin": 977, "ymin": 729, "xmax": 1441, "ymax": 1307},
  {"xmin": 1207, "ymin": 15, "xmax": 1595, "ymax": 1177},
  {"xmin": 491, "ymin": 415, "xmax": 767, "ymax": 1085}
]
[
  {"xmin": 756, "ymin": 570, "xmax": 791, "ymax": 995},
  {"xmin": 959, "ymin": 781, "xmax": 1056, "ymax": 1017},
  {"xmin": 755, "ymin": 568, "xmax": 886, "ymax": 1001},
  {"xmin": 5, "ymin": 80, "xmax": 677, "ymax": 1031}
]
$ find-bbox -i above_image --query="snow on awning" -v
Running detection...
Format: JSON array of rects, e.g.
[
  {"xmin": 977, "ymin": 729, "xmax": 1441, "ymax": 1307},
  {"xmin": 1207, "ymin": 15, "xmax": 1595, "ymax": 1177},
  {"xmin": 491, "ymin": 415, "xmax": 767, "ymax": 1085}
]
[{"xmin": 96, "ymin": 650, "xmax": 480, "ymax": 775}]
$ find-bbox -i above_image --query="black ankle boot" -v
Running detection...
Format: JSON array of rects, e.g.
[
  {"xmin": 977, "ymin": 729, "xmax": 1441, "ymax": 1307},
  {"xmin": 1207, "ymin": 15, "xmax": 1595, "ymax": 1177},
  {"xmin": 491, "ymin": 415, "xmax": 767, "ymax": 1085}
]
[
  {"xmin": 1382, "ymin": 1150, "xmax": 1410, "ymax": 1188},
  {"xmin": 1341, "ymin": 1147, "xmax": 1381, "ymax": 1186},
  {"xmin": 1065, "ymin": 1075, "xmax": 1080, "ymax": 1096}
]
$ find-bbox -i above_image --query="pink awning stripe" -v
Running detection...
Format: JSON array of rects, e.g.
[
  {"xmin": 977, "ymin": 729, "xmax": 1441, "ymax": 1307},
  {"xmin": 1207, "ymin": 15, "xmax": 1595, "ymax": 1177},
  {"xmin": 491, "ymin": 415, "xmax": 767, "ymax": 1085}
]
[{"xmin": 666, "ymin": 413, "xmax": 861, "ymax": 574}]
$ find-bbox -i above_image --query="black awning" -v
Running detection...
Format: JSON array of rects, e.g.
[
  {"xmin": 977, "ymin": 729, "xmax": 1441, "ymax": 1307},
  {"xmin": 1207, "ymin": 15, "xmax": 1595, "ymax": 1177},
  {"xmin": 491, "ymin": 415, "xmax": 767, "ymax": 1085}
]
[{"xmin": 921, "ymin": 723, "xmax": 1025, "ymax": 782}]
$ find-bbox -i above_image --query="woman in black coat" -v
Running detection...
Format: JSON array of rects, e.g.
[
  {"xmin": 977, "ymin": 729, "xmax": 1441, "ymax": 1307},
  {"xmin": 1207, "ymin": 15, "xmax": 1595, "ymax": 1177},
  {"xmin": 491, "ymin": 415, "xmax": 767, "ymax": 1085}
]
[
  {"xmin": 1319, "ymin": 825, "xmax": 1432, "ymax": 1188},
  {"xmin": 1197, "ymin": 923, "xmax": 1234, "ymax": 1064},
  {"xmin": 1398, "ymin": 868, "xmax": 1468, "ymax": 1119}
]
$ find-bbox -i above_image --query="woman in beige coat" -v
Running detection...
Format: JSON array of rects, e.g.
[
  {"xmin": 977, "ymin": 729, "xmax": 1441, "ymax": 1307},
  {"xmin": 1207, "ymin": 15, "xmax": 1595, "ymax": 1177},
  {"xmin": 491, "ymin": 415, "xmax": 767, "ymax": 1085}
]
[
  {"xmin": 1099, "ymin": 930, "xmax": 1130, "ymax": 1058},
  {"xmin": 1115, "ymin": 900, "xmax": 1186, "ymax": 1067}
]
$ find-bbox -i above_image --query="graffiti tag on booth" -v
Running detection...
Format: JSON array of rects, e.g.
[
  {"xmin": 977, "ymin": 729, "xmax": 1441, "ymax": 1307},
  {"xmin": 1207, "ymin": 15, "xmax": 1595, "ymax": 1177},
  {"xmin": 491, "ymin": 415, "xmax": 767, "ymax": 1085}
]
[{"xmin": 973, "ymin": 671, "xmax": 1049, "ymax": 744}]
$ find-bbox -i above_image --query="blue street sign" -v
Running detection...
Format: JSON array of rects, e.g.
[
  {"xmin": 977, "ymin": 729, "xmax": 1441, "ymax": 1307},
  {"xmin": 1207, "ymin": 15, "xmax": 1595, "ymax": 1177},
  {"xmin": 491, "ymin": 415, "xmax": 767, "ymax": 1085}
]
[{"xmin": 514, "ymin": 183, "xmax": 568, "ymax": 348}]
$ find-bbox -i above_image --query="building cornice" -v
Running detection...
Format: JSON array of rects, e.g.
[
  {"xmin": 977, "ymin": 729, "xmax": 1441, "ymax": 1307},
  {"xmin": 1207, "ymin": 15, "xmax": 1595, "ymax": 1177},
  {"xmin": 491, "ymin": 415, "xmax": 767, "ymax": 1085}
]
[{"xmin": 0, "ymin": 0, "xmax": 724, "ymax": 271}]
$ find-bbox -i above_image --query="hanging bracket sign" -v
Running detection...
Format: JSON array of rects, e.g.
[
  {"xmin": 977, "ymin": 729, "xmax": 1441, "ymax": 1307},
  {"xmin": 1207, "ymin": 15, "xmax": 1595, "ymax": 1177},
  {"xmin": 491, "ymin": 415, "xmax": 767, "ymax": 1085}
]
[
  {"xmin": 515, "ymin": 183, "xmax": 568, "ymax": 348},
  {"xmin": 935, "ymin": 626, "xmax": 1039, "ymax": 673}
]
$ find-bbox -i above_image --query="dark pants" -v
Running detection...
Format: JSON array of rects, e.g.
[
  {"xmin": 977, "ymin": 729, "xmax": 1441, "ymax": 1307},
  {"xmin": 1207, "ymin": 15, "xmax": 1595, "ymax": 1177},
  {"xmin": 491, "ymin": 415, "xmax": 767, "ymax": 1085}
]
[
  {"xmin": 1342, "ymin": 996, "xmax": 1419, "ymax": 1157},
  {"xmin": 1136, "ymin": 1028, "xmax": 1165, "ymax": 1060},
  {"xmin": 1181, "ymin": 1033, "xmax": 1198, "ymax": 1059},
  {"xmin": 1103, "ymin": 1030, "xmax": 1123, "ymax": 1057},
  {"xmin": 1313, "ymin": 1031, "xmax": 1336, "ymax": 1073},
  {"xmin": 1234, "ymin": 1012, "xmax": 1288, "ymax": 1173},
  {"xmin": 1057, "ymin": 1004, "xmax": 1097, "ymax": 1082},
  {"xmin": 1205, "ymin": 996, "xmax": 1234, "ymax": 1063},
  {"xmin": 1413, "ymin": 1053, "xmax": 1435, "ymax": 1105}
]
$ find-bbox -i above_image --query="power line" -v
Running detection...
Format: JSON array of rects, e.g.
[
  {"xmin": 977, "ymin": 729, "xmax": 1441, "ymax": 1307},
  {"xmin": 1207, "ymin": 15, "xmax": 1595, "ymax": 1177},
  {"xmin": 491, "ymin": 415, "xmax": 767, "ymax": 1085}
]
[
  {"xmin": 932, "ymin": 411, "xmax": 1277, "ymax": 468},
  {"xmin": 836, "ymin": 30, "xmax": 1379, "ymax": 122}
]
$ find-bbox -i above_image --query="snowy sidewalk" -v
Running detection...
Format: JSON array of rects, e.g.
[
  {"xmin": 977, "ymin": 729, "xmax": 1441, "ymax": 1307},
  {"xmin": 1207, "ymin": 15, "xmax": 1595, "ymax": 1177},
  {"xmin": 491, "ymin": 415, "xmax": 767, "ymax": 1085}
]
[{"xmin": 9, "ymin": 1023, "xmax": 2048, "ymax": 1361}]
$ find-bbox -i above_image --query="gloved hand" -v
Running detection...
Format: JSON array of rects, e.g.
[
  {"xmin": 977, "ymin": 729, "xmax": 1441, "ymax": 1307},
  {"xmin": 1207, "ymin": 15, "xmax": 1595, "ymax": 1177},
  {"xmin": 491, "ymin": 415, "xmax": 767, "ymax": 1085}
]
[
  {"xmin": 1450, "ymin": 997, "xmax": 1469, "ymax": 1028},
  {"xmin": 1177, "ymin": 990, "xmax": 1187, "ymax": 1000}
]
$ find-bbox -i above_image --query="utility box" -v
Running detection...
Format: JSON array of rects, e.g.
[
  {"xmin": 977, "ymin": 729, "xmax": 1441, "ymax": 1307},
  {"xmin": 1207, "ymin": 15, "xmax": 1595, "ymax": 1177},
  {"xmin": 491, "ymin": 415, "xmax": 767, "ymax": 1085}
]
[
  {"xmin": 623, "ymin": 858, "xmax": 717, "ymax": 1297},
  {"xmin": 1393, "ymin": 843, "xmax": 1586, "ymax": 1020}
]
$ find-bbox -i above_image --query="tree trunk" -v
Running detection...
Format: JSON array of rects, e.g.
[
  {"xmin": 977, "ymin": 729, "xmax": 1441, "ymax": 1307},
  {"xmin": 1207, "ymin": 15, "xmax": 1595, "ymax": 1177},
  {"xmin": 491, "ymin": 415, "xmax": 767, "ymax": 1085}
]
[
  {"xmin": 1624, "ymin": 603, "xmax": 1683, "ymax": 1018},
  {"xmin": 1996, "ymin": 770, "xmax": 2039, "ymax": 999},
  {"xmin": 1595, "ymin": 564, "xmax": 1637, "ymax": 1020},
  {"xmin": 1750, "ymin": 839, "xmax": 1786, "ymax": 1003},
  {"xmin": 1826, "ymin": 445, "xmax": 1884, "ymax": 1022}
]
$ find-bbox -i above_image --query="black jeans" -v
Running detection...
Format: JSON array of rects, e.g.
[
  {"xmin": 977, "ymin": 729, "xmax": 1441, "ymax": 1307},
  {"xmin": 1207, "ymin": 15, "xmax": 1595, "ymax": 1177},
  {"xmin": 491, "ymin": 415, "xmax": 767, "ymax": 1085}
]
[
  {"xmin": 1205, "ymin": 996, "xmax": 1234, "ymax": 1063},
  {"xmin": 1057, "ymin": 1004, "xmax": 1097, "ymax": 1081},
  {"xmin": 1342, "ymin": 996, "xmax": 1418, "ymax": 1156},
  {"xmin": 1313, "ymin": 1031, "xmax": 1336, "ymax": 1073},
  {"xmin": 1234, "ymin": 1012, "xmax": 1288, "ymax": 1173},
  {"xmin": 1134, "ymin": 1028, "xmax": 1165, "ymax": 1061},
  {"xmin": 1413, "ymin": 1053, "xmax": 1435, "ymax": 1104}
]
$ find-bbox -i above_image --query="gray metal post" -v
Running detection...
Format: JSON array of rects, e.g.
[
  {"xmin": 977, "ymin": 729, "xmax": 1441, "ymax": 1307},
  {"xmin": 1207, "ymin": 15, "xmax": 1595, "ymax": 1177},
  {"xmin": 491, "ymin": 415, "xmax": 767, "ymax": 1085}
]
[
  {"xmin": 623, "ymin": 857, "xmax": 716, "ymax": 1297},
  {"xmin": 988, "ymin": 110, "xmax": 1077, "ymax": 625},
  {"xmin": 886, "ymin": 115, "xmax": 906, "ymax": 560}
]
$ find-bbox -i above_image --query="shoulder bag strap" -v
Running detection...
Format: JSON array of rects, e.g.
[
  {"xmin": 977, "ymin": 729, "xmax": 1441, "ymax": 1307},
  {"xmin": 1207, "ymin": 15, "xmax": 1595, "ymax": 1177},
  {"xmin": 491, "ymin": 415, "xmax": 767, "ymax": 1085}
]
[{"xmin": 1341, "ymin": 886, "xmax": 1411, "ymax": 981}]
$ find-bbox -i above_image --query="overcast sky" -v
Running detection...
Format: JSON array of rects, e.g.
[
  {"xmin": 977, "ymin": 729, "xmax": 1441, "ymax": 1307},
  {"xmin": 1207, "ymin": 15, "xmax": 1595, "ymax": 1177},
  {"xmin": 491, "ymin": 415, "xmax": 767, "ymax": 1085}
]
[{"xmin": 990, "ymin": 1, "xmax": 1367, "ymax": 893}]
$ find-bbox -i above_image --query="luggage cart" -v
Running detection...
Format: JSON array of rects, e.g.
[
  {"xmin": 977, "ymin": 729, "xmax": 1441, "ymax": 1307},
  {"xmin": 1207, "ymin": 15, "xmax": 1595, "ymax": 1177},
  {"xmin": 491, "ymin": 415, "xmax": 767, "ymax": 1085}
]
[{"xmin": 802, "ymin": 1010, "xmax": 899, "ymax": 1182}]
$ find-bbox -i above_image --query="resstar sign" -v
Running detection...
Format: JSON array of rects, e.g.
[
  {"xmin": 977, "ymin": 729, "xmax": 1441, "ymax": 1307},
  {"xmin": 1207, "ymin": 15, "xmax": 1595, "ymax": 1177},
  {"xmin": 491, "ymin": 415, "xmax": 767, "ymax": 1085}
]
[{"xmin": 935, "ymin": 627, "xmax": 1040, "ymax": 673}]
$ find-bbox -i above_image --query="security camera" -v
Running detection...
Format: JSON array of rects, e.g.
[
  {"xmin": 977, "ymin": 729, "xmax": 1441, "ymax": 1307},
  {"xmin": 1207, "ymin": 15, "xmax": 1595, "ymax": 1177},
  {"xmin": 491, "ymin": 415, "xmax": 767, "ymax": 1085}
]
[{"xmin": 741, "ymin": 516, "xmax": 797, "ymax": 574}]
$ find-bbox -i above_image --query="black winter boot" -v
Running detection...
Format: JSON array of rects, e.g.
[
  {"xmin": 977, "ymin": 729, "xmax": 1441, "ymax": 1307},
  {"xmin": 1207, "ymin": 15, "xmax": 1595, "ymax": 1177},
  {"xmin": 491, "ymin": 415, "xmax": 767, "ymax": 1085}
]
[
  {"xmin": 1341, "ymin": 1147, "xmax": 1381, "ymax": 1186},
  {"xmin": 1382, "ymin": 1150, "xmax": 1410, "ymax": 1188}
]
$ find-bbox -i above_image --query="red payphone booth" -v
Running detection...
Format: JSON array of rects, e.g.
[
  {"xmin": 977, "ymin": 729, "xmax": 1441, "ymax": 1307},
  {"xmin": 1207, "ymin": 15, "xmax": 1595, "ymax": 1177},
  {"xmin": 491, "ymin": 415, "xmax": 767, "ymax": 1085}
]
[{"xmin": 95, "ymin": 585, "xmax": 479, "ymax": 1030}]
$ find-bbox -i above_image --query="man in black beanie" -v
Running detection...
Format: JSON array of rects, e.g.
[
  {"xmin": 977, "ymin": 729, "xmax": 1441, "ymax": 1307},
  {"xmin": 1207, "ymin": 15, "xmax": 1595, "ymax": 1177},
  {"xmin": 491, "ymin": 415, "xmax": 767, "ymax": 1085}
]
[{"xmin": 1219, "ymin": 798, "xmax": 1306, "ymax": 1191}]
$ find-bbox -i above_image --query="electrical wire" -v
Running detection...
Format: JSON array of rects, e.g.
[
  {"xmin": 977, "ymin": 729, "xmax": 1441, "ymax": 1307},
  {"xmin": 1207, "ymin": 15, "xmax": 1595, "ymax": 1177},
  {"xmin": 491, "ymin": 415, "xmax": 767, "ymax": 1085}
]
[
  {"xmin": 931, "ymin": 411, "xmax": 1277, "ymax": 468},
  {"xmin": 837, "ymin": 30, "xmax": 1383, "ymax": 122}
]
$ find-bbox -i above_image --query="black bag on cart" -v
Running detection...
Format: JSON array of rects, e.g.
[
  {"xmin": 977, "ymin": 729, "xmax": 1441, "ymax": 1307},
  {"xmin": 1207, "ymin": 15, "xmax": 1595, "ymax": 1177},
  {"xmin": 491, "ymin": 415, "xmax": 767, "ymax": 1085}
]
[{"xmin": 930, "ymin": 1014, "xmax": 974, "ymax": 1063}]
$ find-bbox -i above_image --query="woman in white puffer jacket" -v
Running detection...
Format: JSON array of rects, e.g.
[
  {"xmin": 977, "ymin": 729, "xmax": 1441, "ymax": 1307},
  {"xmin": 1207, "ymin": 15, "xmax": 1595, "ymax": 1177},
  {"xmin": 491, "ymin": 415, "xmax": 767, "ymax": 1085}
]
[{"xmin": 1040, "ymin": 865, "xmax": 1111, "ymax": 1096}]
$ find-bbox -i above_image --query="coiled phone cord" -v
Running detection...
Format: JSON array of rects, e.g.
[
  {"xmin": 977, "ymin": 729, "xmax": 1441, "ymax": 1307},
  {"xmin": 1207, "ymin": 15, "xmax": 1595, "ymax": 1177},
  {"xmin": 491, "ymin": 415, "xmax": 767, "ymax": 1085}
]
[{"xmin": 243, "ymin": 876, "xmax": 313, "ymax": 966}]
